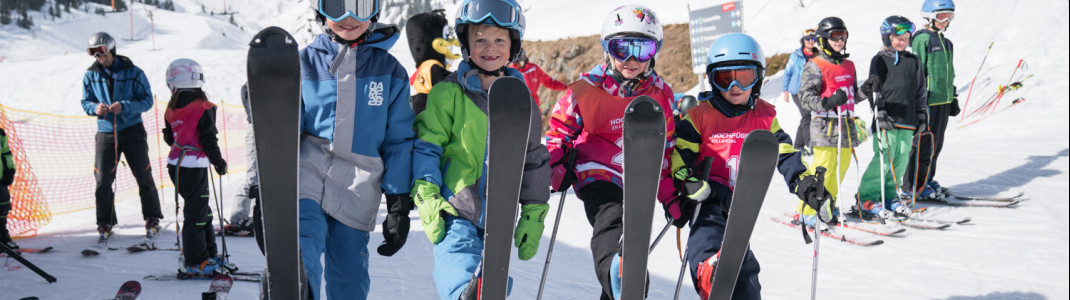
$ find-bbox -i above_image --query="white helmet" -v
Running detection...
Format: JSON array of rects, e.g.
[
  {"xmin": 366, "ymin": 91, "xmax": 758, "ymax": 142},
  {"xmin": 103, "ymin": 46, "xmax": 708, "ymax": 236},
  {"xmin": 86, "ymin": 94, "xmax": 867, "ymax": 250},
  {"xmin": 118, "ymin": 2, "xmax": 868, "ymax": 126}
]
[
  {"xmin": 600, "ymin": 5, "xmax": 663, "ymax": 42},
  {"xmin": 165, "ymin": 58, "xmax": 204, "ymax": 91}
]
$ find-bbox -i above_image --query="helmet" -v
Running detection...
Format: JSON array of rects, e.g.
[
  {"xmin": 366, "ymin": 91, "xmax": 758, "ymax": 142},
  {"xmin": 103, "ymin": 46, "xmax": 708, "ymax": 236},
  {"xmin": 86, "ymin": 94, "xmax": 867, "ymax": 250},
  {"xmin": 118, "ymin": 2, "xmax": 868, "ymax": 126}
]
[
  {"xmin": 514, "ymin": 47, "xmax": 528, "ymax": 64},
  {"xmin": 309, "ymin": 0, "xmax": 381, "ymax": 22},
  {"xmin": 921, "ymin": 0, "xmax": 955, "ymax": 23},
  {"xmin": 88, "ymin": 32, "xmax": 116, "ymax": 55},
  {"xmin": 815, "ymin": 17, "xmax": 848, "ymax": 56},
  {"xmin": 165, "ymin": 58, "xmax": 205, "ymax": 91},
  {"xmin": 705, "ymin": 33, "xmax": 765, "ymax": 97},
  {"xmin": 600, "ymin": 5, "xmax": 663, "ymax": 42},
  {"xmin": 880, "ymin": 16, "xmax": 915, "ymax": 47},
  {"xmin": 454, "ymin": 0, "xmax": 526, "ymax": 62}
]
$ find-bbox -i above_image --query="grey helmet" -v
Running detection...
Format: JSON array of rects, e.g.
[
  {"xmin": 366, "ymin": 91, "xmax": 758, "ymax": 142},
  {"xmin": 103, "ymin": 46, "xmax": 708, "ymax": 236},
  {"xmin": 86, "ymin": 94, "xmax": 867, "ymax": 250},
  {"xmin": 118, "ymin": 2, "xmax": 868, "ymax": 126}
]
[{"xmin": 88, "ymin": 32, "xmax": 117, "ymax": 55}]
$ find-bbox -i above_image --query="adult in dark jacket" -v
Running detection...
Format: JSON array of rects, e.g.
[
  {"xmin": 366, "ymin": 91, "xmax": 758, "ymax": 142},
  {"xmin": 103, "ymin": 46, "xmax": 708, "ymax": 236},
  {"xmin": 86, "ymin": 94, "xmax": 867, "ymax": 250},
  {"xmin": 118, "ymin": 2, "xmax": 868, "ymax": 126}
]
[{"xmin": 79, "ymin": 32, "xmax": 162, "ymax": 242}]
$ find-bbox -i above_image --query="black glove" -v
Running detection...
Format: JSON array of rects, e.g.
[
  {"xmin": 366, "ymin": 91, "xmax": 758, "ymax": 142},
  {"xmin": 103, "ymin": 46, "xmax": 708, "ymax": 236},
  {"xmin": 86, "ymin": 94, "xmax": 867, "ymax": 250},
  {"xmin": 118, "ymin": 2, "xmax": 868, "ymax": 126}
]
[
  {"xmin": 876, "ymin": 110, "xmax": 895, "ymax": 130},
  {"xmin": 916, "ymin": 112, "xmax": 929, "ymax": 133},
  {"xmin": 821, "ymin": 89, "xmax": 849, "ymax": 110},
  {"xmin": 213, "ymin": 161, "xmax": 228, "ymax": 175},
  {"xmin": 377, "ymin": 193, "xmax": 413, "ymax": 256},
  {"xmin": 248, "ymin": 184, "xmax": 260, "ymax": 200},
  {"xmin": 664, "ymin": 196, "xmax": 697, "ymax": 228},
  {"xmin": 795, "ymin": 174, "xmax": 829, "ymax": 213},
  {"xmin": 860, "ymin": 76, "xmax": 882, "ymax": 102},
  {"xmin": 1, "ymin": 169, "xmax": 14, "ymax": 186},
  {"xmin": 948, "ymin": 97, "xmax": 961, "ymax": 117}
]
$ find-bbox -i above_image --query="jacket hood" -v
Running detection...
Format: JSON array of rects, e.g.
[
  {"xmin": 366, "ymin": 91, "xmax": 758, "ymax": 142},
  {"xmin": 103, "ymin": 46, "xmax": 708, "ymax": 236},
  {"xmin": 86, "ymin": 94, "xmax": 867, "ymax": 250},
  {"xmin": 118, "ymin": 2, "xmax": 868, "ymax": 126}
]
[{"xmin": 307, "ymin": 23, "xmax": 401, "ymax": 53}]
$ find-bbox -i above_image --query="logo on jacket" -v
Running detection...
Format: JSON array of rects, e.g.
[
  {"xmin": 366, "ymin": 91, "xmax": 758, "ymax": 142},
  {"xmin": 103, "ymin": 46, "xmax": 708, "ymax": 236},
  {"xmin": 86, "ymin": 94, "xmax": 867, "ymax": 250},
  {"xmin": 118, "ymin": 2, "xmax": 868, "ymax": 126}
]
[{"xmin": 368, "ymin": 81, "xmax": 384, "ymax": 106}]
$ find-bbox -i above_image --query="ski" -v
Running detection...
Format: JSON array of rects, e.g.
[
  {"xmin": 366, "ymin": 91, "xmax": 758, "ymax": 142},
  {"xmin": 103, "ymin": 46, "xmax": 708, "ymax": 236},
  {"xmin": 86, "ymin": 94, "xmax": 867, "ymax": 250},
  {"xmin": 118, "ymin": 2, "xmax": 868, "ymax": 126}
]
[
  {"xmin": 706, "ymin": 130, "xmax": 779, "ymax": 300},
  {"xmin": 950, "ymin": 191, "xmax": 1024, "ymax": 202},
  {"xmin": 771, "ymin": 215, "xmax": 884, "ymax": 247},
  {"xmin": 479, "ymin": 76, "xmax": 534, "ymax": 299},
  {"xmin": 113, "ymin": 280, "xmax": 141, "ymax": 300},
  {"xmin": 247, "ymin": 26, "xmax": 305, "ymax": 300},
  {"xmin": 12, "ymin": 246, "xmax": 53, "ymax": 254},
  {"xmin": 144, "ymin": 272, "xmax": 261, "ymax": 283},
  {"xmin": 890, "ymin": 218, "xmax": 951, "ymax": 230},
  {"xmin": 781, "ymin": 213, "xmax": 906, "ymax": 236},
  {"xmin": 620, "ymin": 96, "xmax": 666, "ymax": 300},
  {"xmin": 915, "ymin": 197, "xmax": 1020, "ymax": 208},
  {"xmin": 82, "ymin": 242, "xmax": 119, "ymax": 256},
  {"xmin": 202, "ymin": 274, "xmax": 234, "ymax": 300}
]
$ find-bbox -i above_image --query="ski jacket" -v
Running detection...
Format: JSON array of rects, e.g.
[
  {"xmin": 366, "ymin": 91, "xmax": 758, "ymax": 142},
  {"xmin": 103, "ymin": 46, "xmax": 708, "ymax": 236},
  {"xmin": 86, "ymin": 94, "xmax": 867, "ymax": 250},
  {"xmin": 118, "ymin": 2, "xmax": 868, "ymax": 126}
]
[
  {"xmin": 911, "ymin": 28, "xmax": 956, "ymax": 106},
  {"xmin": 298, "ymin": 28, "xmax": 416, "ymax": 232},
  {"xmin": 668, "ymin": 93, "xmax": 807, "ymax": 218},
  {"xmin": 783, "ymin": 48, "xmax": 810, "ymax": 95},
  {"xmin": 510, "ymin": 62, "xmax": 567, "ymax": 107},
  {"xmin": 799, "ymin": 52, "xmax": 866, "ymax": 148},
  {"xmin": 545, "ymin": 63, "xmax": 676, "ymax": 204},
  {"xmin": 1, "ymin": 128, "xmax": 14, "ymax": 185},
  {"xmin": 162, "ymin": 92, "xmax": 224, "ymax": 169},
  {"xmin": 80, "ymin": 56, "xmax": 154, "ymax": 133},
  {"xmin": 411, "ymin": 62, "xmax": 551, "ymax": 227},
  {"xmin": 868, "ymin": 49, "xmax": 929, "ymax": 130}
]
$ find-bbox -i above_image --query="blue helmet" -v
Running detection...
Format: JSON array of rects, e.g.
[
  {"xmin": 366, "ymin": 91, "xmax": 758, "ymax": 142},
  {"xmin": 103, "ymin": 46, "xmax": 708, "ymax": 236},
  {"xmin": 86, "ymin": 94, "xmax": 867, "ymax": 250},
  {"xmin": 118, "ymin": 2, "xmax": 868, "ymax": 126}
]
[
  {"xmin": 880, "ymin": 15, "xmax": 915, "ymax": 46},
  {"xmin": 706, "ymin": 33, "xmax": 766, "ymax": 69},
  {"xmin": 454, "ymin": 0, "xmax": 526, "ymax": 62},
  {"xmin": 921, "ymin": 0, "xmax": 955, "ymax": 21}
]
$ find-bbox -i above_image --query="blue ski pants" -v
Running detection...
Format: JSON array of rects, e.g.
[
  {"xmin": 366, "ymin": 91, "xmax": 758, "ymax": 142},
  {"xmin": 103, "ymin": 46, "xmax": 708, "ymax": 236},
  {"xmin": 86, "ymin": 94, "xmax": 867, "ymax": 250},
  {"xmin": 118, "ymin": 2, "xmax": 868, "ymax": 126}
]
[
  {"xmin": 433, "ymin": 216, "xmax": 485, "ymax": 300},
  {"xmin": 299, "ymin": 198, "xmax": 371, "ymax": 300}
]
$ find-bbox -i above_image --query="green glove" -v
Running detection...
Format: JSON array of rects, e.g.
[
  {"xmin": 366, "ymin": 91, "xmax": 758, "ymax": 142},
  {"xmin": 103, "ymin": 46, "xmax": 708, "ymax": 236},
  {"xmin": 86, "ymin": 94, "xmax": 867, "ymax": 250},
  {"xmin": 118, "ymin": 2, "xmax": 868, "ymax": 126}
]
[
  {"xmin": 412, "ymin": 179, "xmax": 458, "ymax": 244},
  {"xmin": 514, "ymin": 203, "xmax": 549, "ymax": 261}
]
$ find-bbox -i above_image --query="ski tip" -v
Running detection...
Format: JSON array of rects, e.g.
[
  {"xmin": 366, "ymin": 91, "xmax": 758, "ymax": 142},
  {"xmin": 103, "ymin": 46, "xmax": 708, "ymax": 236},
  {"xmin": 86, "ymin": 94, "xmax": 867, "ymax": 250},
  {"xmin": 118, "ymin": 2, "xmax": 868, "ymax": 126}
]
[
  {"xmin": 115, "ymin": 280, "xmax": 142, "ymax": 300},
  {"xmin": 250, "ymin": 26, "xmax": 296, "ymax": 47},
  {"xmin": 624, "ymin": 96, "xmax": 662, "ymax": 114}
]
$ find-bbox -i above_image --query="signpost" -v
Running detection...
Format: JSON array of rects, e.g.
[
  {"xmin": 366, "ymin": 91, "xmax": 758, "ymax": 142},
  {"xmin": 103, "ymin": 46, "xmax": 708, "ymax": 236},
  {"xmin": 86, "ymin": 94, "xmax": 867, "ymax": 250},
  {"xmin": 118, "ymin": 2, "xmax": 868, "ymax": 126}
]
[{"xmin": 688, "ymin": 2, "xmax": 744, "ymax": 74}]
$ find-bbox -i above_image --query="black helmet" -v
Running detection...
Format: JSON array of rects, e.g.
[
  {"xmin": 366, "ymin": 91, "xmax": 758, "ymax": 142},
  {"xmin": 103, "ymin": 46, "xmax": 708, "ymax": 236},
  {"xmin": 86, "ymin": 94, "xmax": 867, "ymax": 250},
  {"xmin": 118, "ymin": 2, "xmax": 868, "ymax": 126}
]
[
  {"xmin": 816, "ymin": 17, "xmax": 846, "ymax": 39},
  {"xmin": 880, "ymin": 16, "xmax": 915, "ymax": 47}
]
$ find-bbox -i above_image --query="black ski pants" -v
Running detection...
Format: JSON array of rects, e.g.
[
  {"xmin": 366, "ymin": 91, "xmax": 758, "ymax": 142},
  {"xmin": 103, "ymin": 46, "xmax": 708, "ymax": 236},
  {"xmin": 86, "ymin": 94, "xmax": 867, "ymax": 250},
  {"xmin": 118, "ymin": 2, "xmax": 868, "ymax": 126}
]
[
  {"xmin": 168, "ymin": 165, "xmax": 217, "ymax": 266},
  {"xmin": 1, "ymin": 186, "xmax": 10, "ymax": 241},
  {"xmin": 791, "ymin": 93, "xmax": 812, "ymax": 149},
  {"xmin": 905, "ymin": 103, "xmax": 951, "ymax": 192},
  {"xmin": 576, "ymin": 180, "xmax": 626, "ymax": 300},
  {"xmin": 686, "ymin": 194, "xmax": 762, "ymax": 300},
  {"xmin": 94, "ymin": 123, "xmax": 162, "ymax": 225}
]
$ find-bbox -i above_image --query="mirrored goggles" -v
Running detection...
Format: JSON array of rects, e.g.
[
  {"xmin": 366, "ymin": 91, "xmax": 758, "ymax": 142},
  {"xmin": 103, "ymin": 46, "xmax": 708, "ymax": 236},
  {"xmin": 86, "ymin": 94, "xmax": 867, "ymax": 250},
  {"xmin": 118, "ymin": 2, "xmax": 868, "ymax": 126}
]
[
  {"xmin": 882, "ymin": 23, "xmax": 915, "ymax": 35},
  {"xmin": 318, "ymin": 0, "xmax": 380, "ymax": 22},
  {"xmin": 601, "ymin": 37, "xmax": 660, "ymax": 62},
  {"xmin": 827, "ymin": 29, "xmax": 849, "ymax": 41},
  {"xmin": 803, "ymin": 35, "xmax": 816, "ymax": 42},
  {"xmin": 934, "ymin": 11, "xmax": 954, "ymax": 22},
  {"xmin": 709, "ymin": 65, "xmax": 759, "ymax": 92},
  {"xmin": 457, "ymin": 0, "xmax": 522, "ymax": 28},
  {"xmin": 88, "ymin": 46, "xmax": 109, "ymax": 57}
]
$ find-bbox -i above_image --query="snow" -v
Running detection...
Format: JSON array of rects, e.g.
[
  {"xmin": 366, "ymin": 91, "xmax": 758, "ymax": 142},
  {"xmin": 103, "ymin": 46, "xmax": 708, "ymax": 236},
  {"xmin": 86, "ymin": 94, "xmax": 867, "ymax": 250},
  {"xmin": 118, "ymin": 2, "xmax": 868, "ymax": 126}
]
[{"xmin": 1, "ymin": 0, "xmax": 1068, "ymax": 299}]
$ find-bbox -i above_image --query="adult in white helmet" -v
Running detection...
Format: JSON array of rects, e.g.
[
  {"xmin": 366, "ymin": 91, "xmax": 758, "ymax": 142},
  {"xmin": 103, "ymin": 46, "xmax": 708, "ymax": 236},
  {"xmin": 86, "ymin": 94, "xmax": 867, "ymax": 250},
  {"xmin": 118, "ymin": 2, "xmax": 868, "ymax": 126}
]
[
  {"xmin": 79, "ymin": 31, "xmax": 163, "ymax": 247},
  {"xmin": 160, "ymin": 58, "xmax": 231, "ymax": 277},
  {"xmin": 544, "ymin": 5, "xmax": 677, "ymax": 300}
]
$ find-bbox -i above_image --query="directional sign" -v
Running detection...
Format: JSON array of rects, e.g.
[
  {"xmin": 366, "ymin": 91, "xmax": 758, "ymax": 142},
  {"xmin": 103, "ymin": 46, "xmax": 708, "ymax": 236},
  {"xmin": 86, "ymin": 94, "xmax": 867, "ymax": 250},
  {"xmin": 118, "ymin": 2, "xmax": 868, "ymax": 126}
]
[{"xmin": 689, "ymin": 1, "xmax": 743, "ymax": 73}]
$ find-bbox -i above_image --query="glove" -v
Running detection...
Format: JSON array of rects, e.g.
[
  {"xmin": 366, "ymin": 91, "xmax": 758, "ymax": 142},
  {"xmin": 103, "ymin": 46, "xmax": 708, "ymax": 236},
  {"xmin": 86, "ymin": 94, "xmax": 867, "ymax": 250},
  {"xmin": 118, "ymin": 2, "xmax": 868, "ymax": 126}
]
[
  {"xmin": 821, "ymin": 89, "xmax": 849, "ymax": 110},
  {"xmin": 673, "ymin": 167, "xmax": 710, "ymax": 202},
  {"xmin": 663, "ymin": 196, "xmax": 697, "ymax": 228},
  {"xmin": 1, "ymin": 169, "xmax": 14, "ymax": 186},
  {"xmin": 514, "ymin": 203, "xmax": 549, "ymax": 261},
  {"xmin": 550, "ymin": 146, "xmax": 577, "ymax": 192},
  {"xmin": 795, "ymin": 174, "xmax": 829, "ymax": 213},
  {"xmin": 377, "ymin": 194, "xmax": 413, "ymax": 256},
  {"xmin": 860, "ymin": 76, "xmax": 882, "ymax": 102},
  {"xmin": 213, "ymin": 161, "xmax": 227, "ymax": 175},
  {"xmin": 948, "ymin": 97, "xmax": 961, "ymax": 117},
  {"xmin": 412, "ymin": 179, "xmax": 458, "ymax": 244},
  {"xmin": 916, "ymin": 112, "xmax": 929, "ymax": 133},
  {"xmin": 876, "ymin": 110, "xmax": 895, "ymax": 130}
]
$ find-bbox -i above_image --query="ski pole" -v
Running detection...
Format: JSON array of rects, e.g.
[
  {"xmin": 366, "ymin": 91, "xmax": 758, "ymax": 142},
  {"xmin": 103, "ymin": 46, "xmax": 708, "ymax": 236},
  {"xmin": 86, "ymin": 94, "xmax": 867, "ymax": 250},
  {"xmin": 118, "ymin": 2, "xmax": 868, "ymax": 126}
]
[
  {"xmin": 986, "ymin": 59, "xmax": 1024, "ymax": 115},
  {"xmin": 535, "ymin": 148, "xmax": 577, "ymax": 300},
  {"xmin": 210, "ymin": 169, "xmax": 229, "ymax": 263},
  {"xmin": 671, "ymin": 157, "xmax": 714, "ymax": 300},
  {"xmin": 809, "ymin": 167, "xmax": 827, "ymax": 300},
  {"xmin": 649, "ymin": 222, "xmax": 673, "ymax": 254},
  {"xmin": 0, "ymin": 240, "xmax": 57, "ymax": 283},
  {"xmin": 960, "ymin": 42, "xmax": 994, "ymax": 121}
]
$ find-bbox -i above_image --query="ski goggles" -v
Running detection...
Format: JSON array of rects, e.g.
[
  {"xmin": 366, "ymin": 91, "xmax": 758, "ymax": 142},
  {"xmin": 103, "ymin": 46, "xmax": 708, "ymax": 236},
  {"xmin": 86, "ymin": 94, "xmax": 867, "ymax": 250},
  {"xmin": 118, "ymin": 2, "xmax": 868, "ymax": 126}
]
[
  {"xmin": 601, "ymin": 37, "xmax": 660, "ymax": 62},
  {"xmin": 317, "ymin": 0, "xmax": 380, "ymax": 22},
  {"xmin": 708, "ymin": 65, "xmax": 759, "ymax": 92},
  {"xmin": 934, "ymin": 11, "xmax": 954, "ymax": 22},
  {"xmin": 88, "ymin": 46, "xmax": 109, "ymax": 57},
  {"xmin": 457, "ymin": 0, "xmax": 523, "ymax": 29},
  {"xmin": 803, "ymin": 35, "xmax": 816, "ymax": 42},
  {"xmin": 882, "ymin": 22, "xmax": 915, "ymax": 35},
  {"xmin": 827, "ymin": 29, "xmax": 849, "ymax": 42}
]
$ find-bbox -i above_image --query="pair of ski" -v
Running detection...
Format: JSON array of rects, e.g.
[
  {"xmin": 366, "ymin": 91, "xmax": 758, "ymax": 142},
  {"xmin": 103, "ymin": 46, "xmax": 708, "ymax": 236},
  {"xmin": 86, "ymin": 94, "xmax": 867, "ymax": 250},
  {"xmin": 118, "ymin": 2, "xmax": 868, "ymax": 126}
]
[
  {"xmin": 111, "ymin": 274, "xmax": 233, "ymax": 300},
  {"xmin": 915, "ymin": 191, "xmax": 1024, "ymax": 208}
]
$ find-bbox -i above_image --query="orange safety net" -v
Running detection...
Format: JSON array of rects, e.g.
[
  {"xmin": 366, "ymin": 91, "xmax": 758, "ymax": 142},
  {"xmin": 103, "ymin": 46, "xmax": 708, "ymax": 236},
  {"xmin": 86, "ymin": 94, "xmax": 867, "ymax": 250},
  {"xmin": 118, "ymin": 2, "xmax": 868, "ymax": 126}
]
[{"xmin": 0, "ymin": 100, "xmax": 249, "ymax": 238}]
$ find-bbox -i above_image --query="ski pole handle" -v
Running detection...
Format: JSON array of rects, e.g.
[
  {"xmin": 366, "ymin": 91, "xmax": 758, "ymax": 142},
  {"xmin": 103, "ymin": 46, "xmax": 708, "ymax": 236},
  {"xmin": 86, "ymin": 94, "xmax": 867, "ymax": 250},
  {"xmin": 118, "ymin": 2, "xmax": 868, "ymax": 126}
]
[{"xmin": 813, "ymin": 167, "xmax": 827, "ymax": 203}]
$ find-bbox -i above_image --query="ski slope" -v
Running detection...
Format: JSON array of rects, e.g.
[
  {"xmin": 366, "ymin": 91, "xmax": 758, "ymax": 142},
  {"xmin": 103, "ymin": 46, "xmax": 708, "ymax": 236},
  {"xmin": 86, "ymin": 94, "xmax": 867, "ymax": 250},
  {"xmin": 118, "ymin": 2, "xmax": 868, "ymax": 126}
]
[{"xmin": 1, "ymin": 0, "xmax": 1067, "ymax": 299}]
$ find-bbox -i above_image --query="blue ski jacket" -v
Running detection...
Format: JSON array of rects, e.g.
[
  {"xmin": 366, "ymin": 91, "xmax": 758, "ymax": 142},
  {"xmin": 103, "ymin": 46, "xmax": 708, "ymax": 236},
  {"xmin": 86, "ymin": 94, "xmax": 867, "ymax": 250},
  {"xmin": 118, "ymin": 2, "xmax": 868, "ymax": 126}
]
[
  {"xmin": 783, "ymin": 48, "xmax": 808, "ymax": 95},
  {"xmin": 80, "ymin": 56, "xmax": 155, "ymax": 132},
  {"xmin": 298, "ymin": 26, "xmax": 416, "ymax": 231}
]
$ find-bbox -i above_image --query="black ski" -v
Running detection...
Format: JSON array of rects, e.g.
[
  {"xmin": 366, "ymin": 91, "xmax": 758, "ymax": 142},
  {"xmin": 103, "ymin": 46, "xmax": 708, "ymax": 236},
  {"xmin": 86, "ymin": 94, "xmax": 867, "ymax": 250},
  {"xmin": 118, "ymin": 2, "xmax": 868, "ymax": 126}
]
[
  {"xmin": 479, "ymin": 76, "xmax": 533, "ymax": 299},
  {"xmin": 620, "ymin": 96, "xmax": 666, "ymax": 300},
  {"xmin": 246, "ymin": 26, "xmax": 305, "ymax": 300},
  {"xmin": 707, "ymin": 130, "xmax": 779, "ymax": 300}
]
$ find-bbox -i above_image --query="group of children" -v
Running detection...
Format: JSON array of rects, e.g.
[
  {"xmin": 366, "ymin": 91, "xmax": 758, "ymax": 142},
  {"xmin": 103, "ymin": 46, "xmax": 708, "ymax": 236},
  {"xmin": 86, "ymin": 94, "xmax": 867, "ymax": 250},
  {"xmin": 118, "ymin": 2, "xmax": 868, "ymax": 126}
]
[{"xmin": 0, "ymin": 0, "xmax": 961, "ymax": 299}]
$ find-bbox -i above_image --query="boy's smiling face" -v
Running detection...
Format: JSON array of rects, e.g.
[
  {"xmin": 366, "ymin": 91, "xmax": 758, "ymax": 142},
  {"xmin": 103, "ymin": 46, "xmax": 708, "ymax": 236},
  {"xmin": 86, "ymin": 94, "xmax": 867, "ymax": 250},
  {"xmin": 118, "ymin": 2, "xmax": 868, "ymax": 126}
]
[
  {"xmin": 468, "ymin": 25, "xmax": 511, "ymax": 71},
  {"xmin": 327, "ymin": 17, "xmax": 370, "ymax": 41}
]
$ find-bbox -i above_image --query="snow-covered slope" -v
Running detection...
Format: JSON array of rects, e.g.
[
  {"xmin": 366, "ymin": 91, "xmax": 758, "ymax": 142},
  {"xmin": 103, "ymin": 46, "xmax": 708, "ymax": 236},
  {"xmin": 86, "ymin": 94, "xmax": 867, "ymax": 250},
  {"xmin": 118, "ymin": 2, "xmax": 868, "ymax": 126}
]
[{"xmin": 1, "ymin": 0, "xmax": 1067, "ymax": 299}]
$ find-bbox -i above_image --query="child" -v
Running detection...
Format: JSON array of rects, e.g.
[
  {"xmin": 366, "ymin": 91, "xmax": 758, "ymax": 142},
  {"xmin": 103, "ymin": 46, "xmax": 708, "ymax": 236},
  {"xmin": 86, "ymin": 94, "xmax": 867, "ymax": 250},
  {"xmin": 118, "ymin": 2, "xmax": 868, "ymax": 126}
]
[
  {"xmin": 300, "ymin": 1, "xmax": 416, "ymax": 298},
  {"xmin": 904, "ymin": 0, "xmax": 959, "ymax": 201},
  {"xmin": 856, "ymin": 16, "xmax": 929, "ymax": 219},
  {"xmin": 544, "ymin": 5, "xmax": 676, "ymax": 299},
  {"xmin": 668, "ymin": 33, "xmax": 810, "ymax": 300},
  {"xmin": 410, "ymin": 0, "xmax": 549, "ymax": 299},
  {"xmin": 161, "ymin": 58, "xmax": 229, "ymax": 276},
  {"xmin": 783, "ymin": 28, "xmax": 817, "ymax": 154},
  {"xmin": 1, "ymin": 127, "xmax": 17, "ymax": 249},
  {"xmin": 795, "ymin": 16, "xmax": 869, "ymax": 226}
]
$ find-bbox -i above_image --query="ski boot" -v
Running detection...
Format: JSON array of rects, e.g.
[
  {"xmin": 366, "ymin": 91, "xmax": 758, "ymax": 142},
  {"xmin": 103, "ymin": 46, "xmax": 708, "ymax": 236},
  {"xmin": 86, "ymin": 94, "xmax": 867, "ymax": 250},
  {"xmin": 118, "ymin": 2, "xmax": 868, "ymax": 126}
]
[
  {"xmin": 928, "ymin": 180, "xmax": 951, "ymax": 199},
  {"xmin": 887, "ymin": 201, "xmax": 913, "ymax": 218},
  {"xmin": 145, "ymin": 217, "xmax": 160, "ymax": 239},
  {"xmin": 696, "ymin": 251, "xmax": 720, "ymax": 300},
  {"xmin": 213, "ymin": 254, "xmax": 238, "ymax": 273},
  {"xmin": 96, "ymin": 223, "xmax": 113, "ymax": 243},
  {"xmin": 184, "ymin": 259, "xmax": 222, "ymax": 278},
  {"xmin": 458, "ymin": 270, "xmax": 482, "ymax": 300}
]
